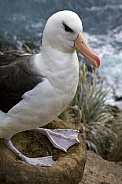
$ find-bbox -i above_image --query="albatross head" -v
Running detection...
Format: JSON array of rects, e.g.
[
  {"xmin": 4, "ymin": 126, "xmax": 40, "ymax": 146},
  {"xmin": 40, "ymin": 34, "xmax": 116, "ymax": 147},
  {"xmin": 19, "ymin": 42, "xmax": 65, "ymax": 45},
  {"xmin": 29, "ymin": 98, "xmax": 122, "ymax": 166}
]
[{"xmin": 42, "ymin": 10, "xmax": 100, "ymax": 68}]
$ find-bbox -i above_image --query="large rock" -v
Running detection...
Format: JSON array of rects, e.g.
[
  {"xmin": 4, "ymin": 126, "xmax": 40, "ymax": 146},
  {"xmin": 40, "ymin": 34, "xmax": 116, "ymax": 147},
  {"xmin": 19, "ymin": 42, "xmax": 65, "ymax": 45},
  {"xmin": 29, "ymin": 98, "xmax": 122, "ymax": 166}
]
[
  {"xmin": 0, "ymin": 118, "xmax": 87, "ymax": 184},
  {"xmin": 80, "ymin": 151, "xmax": 122, "ymax": 184}
]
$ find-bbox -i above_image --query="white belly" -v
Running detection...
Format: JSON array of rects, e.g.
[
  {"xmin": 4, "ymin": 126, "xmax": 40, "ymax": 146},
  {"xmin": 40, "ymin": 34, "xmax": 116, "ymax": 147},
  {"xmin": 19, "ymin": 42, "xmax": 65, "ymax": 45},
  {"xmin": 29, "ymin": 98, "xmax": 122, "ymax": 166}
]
[{"xmin": 0, "ymin": 76, "xmax": 78, "ymax": 138}]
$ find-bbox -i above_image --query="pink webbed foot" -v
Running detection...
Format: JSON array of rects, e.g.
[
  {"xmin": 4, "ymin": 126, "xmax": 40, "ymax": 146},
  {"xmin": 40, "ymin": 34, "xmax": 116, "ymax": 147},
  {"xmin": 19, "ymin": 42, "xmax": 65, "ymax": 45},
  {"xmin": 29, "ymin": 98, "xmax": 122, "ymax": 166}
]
[
  {"xmin": 4, "ymin": 139, "xmax": 55, "ymax": 166},
  {"xmin": 33, "ymin": 128, "xmax": 80, "ymax": 152}
]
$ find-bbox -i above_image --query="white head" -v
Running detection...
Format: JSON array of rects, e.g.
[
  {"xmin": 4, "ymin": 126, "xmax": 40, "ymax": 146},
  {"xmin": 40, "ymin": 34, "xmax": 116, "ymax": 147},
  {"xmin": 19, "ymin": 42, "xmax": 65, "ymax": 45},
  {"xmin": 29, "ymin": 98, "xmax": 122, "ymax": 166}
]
[
  {"xmin": 42, "ymin": 10, "xmax": 100, "ymax": 68},
  {"xmin": 42, "ymin": 10, "xmax": 82, "ymax": 53}
]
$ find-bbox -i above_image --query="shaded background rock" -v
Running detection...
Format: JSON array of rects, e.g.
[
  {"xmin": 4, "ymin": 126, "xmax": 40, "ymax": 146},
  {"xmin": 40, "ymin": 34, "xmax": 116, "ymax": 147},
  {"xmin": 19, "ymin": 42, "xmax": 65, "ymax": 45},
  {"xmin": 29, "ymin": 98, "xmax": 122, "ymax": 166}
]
[
  {"xmin": 0, "ymin": 118, "xmax": 86, "ymax": 184},
  {"xmin": 81, "ymin": 151, "xmax": 122, "ymax": 184}
]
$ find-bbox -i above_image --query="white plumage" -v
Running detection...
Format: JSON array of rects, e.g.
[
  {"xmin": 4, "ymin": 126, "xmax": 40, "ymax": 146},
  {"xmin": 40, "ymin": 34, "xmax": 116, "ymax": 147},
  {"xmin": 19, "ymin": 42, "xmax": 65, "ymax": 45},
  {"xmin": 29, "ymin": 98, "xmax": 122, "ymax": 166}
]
[{"xmin": 0, "ymin": 10, "xmax": 100, "ymax": 166}]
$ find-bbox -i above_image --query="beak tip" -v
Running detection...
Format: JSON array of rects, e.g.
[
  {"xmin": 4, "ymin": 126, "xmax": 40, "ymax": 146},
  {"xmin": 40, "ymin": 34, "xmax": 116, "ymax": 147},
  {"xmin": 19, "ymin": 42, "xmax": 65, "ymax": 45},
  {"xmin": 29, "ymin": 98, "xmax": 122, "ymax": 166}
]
[{"xmin": 94, "ymin": 56, "xmax": 100, "ymax": 68}]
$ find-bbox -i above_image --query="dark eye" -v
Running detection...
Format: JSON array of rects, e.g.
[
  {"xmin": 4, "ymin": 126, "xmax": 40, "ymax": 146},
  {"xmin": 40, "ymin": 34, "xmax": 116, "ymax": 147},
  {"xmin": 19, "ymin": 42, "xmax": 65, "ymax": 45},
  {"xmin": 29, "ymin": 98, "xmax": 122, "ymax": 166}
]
[{"xmin": 63, "ymin": 23, "xmax": 73, "ymax": 32}]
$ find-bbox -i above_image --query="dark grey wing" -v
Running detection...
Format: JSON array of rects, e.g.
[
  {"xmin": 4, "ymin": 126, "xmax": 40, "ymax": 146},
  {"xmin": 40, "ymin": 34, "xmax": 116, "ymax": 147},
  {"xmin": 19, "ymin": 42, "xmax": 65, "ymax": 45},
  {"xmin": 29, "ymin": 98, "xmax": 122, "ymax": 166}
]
[{"xmin": 0, "ymin": 53, "xmax": 43, "ymax": 112}]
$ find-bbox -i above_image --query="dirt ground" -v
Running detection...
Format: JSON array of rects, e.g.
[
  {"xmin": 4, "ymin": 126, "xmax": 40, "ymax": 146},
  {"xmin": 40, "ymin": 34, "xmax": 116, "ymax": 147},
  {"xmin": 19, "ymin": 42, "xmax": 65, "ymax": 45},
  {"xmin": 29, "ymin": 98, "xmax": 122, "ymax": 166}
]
[{"xmin": 80, "ymin": 150, "xmax": 122, "ymax": 184}]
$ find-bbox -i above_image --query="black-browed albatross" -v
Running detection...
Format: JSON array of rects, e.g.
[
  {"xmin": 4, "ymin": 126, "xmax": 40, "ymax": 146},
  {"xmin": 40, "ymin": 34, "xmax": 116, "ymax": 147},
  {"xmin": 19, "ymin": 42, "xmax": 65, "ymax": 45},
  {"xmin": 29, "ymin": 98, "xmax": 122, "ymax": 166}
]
[{"xmin": 0, "ymin": 10, "xmax": 100, "ymax": 166}]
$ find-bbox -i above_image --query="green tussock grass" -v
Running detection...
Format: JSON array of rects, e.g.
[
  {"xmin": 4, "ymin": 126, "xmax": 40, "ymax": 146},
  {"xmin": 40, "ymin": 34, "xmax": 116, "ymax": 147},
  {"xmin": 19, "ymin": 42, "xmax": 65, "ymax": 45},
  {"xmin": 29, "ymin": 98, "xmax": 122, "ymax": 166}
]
[{"xmin": 60, "ymin": 62, "xmax": 122, "ymax": 161}]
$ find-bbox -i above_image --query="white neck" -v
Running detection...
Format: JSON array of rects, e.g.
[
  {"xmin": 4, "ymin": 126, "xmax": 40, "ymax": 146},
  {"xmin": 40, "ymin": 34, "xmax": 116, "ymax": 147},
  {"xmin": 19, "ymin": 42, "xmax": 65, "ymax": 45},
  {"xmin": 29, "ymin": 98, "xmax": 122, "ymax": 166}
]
[{"xmin": 35, "ymin": 46, "xmax": 79, "ymax": 92}]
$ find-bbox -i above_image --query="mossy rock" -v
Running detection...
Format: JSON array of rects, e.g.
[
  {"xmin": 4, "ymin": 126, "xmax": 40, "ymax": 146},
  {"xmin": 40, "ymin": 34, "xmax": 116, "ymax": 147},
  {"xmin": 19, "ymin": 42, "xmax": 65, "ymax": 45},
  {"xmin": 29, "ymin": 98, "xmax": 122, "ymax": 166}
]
[{"xmin": 0, "ymin": 118, "xmax": 87, "ymax": 184}]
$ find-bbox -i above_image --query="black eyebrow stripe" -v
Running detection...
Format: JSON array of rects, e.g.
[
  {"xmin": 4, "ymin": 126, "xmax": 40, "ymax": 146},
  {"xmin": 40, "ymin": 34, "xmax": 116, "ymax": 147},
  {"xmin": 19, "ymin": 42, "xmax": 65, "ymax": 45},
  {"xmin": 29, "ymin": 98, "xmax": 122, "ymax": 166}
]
[{"xmin": 62, "ymin": 22, "xmax": 74, "ymax": 32}]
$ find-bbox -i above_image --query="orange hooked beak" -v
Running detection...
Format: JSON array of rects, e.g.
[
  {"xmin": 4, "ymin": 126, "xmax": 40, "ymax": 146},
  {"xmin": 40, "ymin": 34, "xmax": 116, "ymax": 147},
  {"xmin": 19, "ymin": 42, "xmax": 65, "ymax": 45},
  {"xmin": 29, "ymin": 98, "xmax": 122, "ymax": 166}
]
[{"xmin": 74, "ymin": 32, "xmax": 100, "ymax": 68}]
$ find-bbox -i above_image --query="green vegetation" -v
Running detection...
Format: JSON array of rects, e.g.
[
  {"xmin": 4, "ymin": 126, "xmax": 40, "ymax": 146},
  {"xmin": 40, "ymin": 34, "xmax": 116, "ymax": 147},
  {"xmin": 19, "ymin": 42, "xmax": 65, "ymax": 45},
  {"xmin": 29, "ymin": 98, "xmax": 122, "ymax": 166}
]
[{"xmin": 60, "ymin": 62, "xmax": 122, "ymax": 161}]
